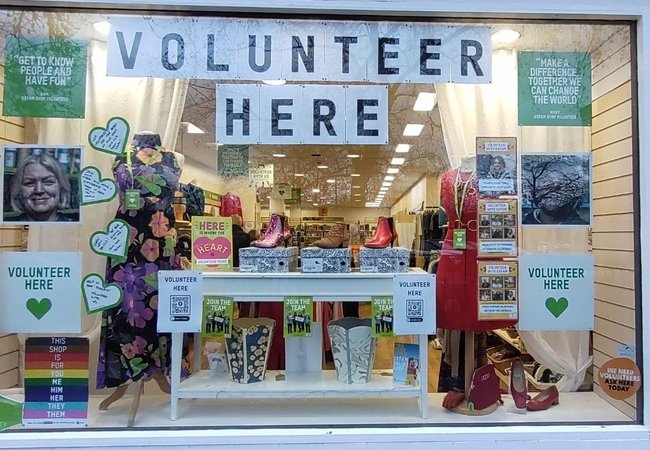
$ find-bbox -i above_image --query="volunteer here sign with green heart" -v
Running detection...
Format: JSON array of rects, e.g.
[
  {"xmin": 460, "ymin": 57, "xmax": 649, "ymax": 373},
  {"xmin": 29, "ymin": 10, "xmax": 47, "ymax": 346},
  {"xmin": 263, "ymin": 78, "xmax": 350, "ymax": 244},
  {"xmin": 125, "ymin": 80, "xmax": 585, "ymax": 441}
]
[
  {"xmin": 0, "ymin": 252, "xmax": 82, "ymax": 333},
  {"xmin": 519, "ymin": 253, "xmax": 594, "ymax": 330}
]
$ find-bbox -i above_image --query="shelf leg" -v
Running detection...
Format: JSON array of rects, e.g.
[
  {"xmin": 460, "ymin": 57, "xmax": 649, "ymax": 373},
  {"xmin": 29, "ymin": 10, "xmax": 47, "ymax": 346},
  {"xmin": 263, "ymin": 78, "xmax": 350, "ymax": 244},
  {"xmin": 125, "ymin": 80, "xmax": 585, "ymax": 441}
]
[
  {"xmin": 171, "ymin": 332, "xmax": 182, "ymax": 421},
  {"xmin": 193, "ymin": 332, "xmax": 202, "ymax": 374},
  {"xmin": 418, "ymin": 334, "xmax": 428, "ymax": 419}
]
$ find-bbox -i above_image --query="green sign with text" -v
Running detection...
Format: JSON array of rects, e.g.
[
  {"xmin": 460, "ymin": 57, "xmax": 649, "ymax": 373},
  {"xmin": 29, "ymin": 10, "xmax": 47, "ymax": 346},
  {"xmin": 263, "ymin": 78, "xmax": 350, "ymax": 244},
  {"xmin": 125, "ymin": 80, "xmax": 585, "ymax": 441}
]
[
  {"xmin": 3, "ymin": 37, "xmax": 87, "ymax": 118},
  {"xmin": 518, "ymin": 51, "xmax": 591, "ymax": 127}
]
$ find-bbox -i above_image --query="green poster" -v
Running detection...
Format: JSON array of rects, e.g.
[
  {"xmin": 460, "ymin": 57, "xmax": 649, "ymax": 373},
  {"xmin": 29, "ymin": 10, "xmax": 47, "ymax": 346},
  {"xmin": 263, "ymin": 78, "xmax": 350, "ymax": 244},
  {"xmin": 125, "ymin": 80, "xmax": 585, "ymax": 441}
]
[
  {"xmin": 518, "ymin": 51, "xmax": 591, "ymax": 126},
  {"xmin": 284, "ymin": 187, "xmax": 302, "ymax": 205},
  {"xmin": 371, "ymin": 296, "xmax": 394, "ymax": 337},
  {"xmin": 191, "ymin": 216, "xmax": 233, "ymax": 272},
  {"xmin": 217, "ymin": 145, "xmax": 249, "ymax": 178},
  {"xmin": 3, "ymin": 37, "xmax": 88, "ymax": 118},
  {"xmin": 283, "ymin": 296, "xmax": 313, "ymax": 338},
  {"xmin": 202, "ymin": 296, "xmax": 234, "ymax": 338},
  {"xmin": 0, "ymin": 395, "xmax": 22, "ymax": 431}
]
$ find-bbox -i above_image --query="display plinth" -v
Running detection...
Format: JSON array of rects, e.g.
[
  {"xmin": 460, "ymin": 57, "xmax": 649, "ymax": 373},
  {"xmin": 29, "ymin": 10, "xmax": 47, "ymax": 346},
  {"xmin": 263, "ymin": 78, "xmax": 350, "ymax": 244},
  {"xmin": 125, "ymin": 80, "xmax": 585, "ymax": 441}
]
[
  {"xmin": 239, "ymin": 246, "xmax": 299, "ymax": 273},
  {"xmin": 300, "ymin": 247, "xmax": 351, "ymax": 273},
  {"xmin": 360, "ymin": 246, "xmax": 410, "ymax": 273}
]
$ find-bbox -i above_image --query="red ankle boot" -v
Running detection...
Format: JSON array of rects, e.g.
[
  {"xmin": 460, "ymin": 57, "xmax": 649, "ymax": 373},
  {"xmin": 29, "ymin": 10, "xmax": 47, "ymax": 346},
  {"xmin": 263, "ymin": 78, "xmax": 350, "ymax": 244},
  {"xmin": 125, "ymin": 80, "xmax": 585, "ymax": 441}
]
[{"xmin": 364, "ymin": 217, "xmax": 393, "ymax": 249}]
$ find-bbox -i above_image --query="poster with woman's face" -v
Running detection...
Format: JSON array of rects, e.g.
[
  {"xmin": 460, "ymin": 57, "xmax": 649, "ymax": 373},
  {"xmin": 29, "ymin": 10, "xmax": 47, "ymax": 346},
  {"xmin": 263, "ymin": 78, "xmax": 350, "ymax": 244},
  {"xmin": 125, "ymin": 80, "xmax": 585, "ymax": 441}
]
[
  {"xmin": 476, "ymin": 137, "xmax": 517, "ymax": 197},
  {"xmin": 1, "ymin": 145, "xmax": 83, "ymax": 224},
  {"xmin": 520, "ymin": 153, "xmax": 591, "ymax": 226}
]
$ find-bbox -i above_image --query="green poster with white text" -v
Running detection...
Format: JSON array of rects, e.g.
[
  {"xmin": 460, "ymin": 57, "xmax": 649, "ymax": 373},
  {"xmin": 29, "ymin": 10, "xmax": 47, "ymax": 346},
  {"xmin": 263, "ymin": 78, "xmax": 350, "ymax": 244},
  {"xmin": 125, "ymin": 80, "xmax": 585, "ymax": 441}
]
[
  {"xmin": 3, "ymin": 37, "xmax": 87, "ymax": 118},
  {"xmin": 518, "ymin": 51, "xmax": 591, "ymax": 126}
]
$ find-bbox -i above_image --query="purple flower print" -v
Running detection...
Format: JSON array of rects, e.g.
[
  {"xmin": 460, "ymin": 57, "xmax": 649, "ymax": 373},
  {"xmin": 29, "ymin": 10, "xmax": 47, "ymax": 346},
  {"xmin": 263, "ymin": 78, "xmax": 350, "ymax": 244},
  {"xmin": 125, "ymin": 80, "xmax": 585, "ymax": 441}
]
[
  {"xmin": 120, "ymin": 289, "xmax": 144, "ymax": 315},
  {"xmin": 132, "ymin": 336, "xmax": 148, "ymax": 354},
  {"xmin": 127, "ymin": 299, "xmax": 154, "ymax": 328},
  {"xmin": 114, "ymin": 164, "xmax": 131, "ymax": 191},
  {"xmin": 114, "ymin": 263, "xmax": 147, "ymax": 296}
]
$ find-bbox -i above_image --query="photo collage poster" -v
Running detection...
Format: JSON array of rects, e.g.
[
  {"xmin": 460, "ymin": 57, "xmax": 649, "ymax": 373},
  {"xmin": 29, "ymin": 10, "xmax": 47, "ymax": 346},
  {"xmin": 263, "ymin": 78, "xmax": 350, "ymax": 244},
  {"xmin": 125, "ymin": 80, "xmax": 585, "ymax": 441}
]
[{"xmin": 477, "ymin": 261, "xmax": 519, "ymax": 321}]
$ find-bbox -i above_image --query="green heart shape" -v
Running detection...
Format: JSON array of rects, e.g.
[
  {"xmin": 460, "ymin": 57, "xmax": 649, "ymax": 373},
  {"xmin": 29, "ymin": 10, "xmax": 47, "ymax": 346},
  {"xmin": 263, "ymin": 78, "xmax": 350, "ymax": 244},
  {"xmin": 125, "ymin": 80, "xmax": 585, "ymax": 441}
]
[
  {"xmin": 545, "ymin": 297, "xmax": 569, "ymax": 318},
  {"xmin": 26, "ymin": 298, "xmax": 52, "ymax": 320}
]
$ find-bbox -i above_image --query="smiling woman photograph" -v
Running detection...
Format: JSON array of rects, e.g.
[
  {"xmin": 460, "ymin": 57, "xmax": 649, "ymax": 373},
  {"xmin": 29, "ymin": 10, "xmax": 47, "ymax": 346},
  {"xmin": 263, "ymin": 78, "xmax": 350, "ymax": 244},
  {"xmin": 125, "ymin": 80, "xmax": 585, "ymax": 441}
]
[{"xmin": 3, "ymin": 147, "xmax": 80, "ymax": 223}]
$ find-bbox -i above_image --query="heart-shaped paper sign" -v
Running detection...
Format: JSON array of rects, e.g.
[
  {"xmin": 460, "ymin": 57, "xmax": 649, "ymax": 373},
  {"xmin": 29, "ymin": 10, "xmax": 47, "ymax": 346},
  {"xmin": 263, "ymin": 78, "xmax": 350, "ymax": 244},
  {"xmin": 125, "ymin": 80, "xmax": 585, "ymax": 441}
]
[
  {"xmin": 89, "ymin": 116, "xmax": 130, "ymax": 156},
  {"xmin": 82, "ymin": 274, "xmax": 123, "ymax": 313},
  {"xmin": 26, "ymin": 297, "xmax": 52, "ymax": 320},
  {"xmin": 90, "ymin": 219, "xmax": 129, "ymax": 258},
  {"xmin": 193, "ymin": 236, "xmax": 231, "ymax": 266},
  {"xmin": 80, "ymin": 166, "xmax": 117, "ymax": 205},
  {"xmin": 545, "ymin": 296, "xmax": 569, "ymax": 318}
]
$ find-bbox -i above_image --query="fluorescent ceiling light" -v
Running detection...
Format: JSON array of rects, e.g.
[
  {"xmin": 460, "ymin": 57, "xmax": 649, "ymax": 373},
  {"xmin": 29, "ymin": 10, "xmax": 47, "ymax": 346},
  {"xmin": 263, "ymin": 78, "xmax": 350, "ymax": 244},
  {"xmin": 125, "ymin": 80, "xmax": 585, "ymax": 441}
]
[
  {"xmin": 403, "ymin": 124, "xmax": 424, "ymax": 136},
  {"xmin": 365, "ymin": 203, "xmax": 380, "ymax": 207},
  {"xmin": 312, "ymin": 188, "xmax": 320, "ymax": 193},
  {"xmin": 376, "ymin": 194, "xmax": 385, "ymax": 198},
  {"xmin": 391, "ymin": 157, "xmax": 405, "ymax": 165},
  {"xmin": 352, "ymin": 185, "xmax": 361, "ymax": 189},
  {"xmin": 354, "ymin": 193, "xmax": 361, "ymax": 197},
  {"xmin": 351, "ymin": 173, "xmax": 361, "ymax": 177},
  {"xmin": 347, "ymin": 154, "xmax": 360, "ymax": 158},
  {"xmin": 492, "ymin": 29, "xmax": 520, "ymax": 44},
  {"xmin": 387, "ymin": 167, "xmax": 400, "ymax": 174},
  {"xmin": 184, "ymin": 122, "xmax": 205, "ymax": 134},
  {"xmin": 317, "ymin": 165, "xmax": 328, "ymax": 169},
  {"xmin": 379, "ymin": 187, "xmax": 388, "ymax": 192},
  {"xmin": 313, "ymin": 203, "xmax": 318, "ymax": 206},
  {"xmin": 326, "ymin": 179, "xmax": 336, "ymax": 184},
  {"xmin": 384, "ymin": 175, "xmax": 395, "ymax": 181},
  {"xmin": 93, "ymin": 21, "xmax": 111, "ymax": 36},
  {"xmin": 382, "ymin": 181, "xmax": 392, "ymax": 187},
  {"xmin": 395, "ymin": 144, "xmax": 411, "ymax": 153},
  {"xmin": 263, "ymin": 79, "xmax": 286, "ymax": 85},
  {"xmin": 413, "ymin": 92, "xmax": 437, "ymax": 111},
  {"xmin": 272, "ymin": 153, "xmax": 286, "ymax": 158},
  {"xmin": 294, "ymin": 173, "xmax": 304, "ymax": 177}
]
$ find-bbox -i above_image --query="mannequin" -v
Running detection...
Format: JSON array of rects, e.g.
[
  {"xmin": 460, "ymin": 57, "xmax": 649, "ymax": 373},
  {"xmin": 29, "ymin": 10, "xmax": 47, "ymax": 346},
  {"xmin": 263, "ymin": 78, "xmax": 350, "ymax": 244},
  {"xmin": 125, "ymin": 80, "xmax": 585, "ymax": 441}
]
[
  {"xmin": 97, "ymin": 131, "xmax": 187, "ymax": 425},
  {"xmin": 436, "ymin": 156, "xmax": 515, "ymax": 412}
]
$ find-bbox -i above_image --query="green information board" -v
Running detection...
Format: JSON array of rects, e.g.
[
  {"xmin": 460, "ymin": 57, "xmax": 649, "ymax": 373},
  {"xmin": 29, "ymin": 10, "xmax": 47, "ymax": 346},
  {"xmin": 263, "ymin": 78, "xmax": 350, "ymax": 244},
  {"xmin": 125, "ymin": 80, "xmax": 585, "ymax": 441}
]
[
  {"xmin": 217, "ymin": 145, "xmax": 249, "ymax": 178},
  {"xmin": 518, "ymin": 51, "xmax": 591, "ymax": 126},
  {"xmin": 3, "ymin": 37, "xmax": 88, "ymax": 118}
]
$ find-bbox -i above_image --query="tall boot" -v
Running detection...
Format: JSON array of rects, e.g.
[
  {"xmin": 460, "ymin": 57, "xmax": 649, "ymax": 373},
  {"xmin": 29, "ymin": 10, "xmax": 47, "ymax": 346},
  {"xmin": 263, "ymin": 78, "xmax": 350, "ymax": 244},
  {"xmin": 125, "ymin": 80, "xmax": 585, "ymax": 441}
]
[
  {"xmin": 312, "ymin": 222, "xmax": 349, "ymax": 248},
  {"xmin": 364, "ymin": 217, "xmax": 393, "ymax": 249},
  {"xmin": 251, "ymin": 214, "xmax": 285, "ymax": 248}
]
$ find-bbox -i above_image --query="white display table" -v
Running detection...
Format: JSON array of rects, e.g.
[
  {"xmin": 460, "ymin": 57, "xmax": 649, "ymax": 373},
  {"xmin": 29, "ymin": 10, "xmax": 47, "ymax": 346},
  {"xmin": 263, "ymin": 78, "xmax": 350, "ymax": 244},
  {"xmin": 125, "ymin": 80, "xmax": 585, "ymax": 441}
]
[{"xmin": 170, "ymin": 268, "xmax": 430, "ymax": 420}]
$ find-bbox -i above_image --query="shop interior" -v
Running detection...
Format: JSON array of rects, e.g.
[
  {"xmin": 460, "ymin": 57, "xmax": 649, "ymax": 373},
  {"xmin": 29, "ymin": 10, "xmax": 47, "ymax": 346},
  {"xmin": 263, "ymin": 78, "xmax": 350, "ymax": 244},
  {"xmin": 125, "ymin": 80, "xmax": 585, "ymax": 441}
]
[{"xmin": 0, "ymin": 11, "xmax": 640, "ymax": 429}]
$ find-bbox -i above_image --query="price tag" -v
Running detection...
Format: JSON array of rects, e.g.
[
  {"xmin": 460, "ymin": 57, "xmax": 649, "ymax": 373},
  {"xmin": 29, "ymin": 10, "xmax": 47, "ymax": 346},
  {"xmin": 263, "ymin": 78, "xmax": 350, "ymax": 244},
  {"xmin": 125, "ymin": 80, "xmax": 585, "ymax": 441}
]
[
  {"xmin": 125, "ymin": 189, "xmax": 140, "ymax": 210},
  {"xmin": 453, "ymin": 229, "xmax": 466, "ymax": 249}
]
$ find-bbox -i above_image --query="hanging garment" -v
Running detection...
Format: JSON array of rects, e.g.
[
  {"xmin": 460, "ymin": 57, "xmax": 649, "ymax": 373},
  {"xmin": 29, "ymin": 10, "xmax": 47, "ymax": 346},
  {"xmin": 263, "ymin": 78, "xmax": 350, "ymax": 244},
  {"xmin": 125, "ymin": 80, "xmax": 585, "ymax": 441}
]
[
  {"xmin": 97, "ymin": 147, "xmax": 189, "ymax": 388},
  {"xmin": 221, "ymin": 192, "xmax": 243, "ymax": 218},
  {"xmin": 436, "ymin": 168, "xmax": 517, "ymax": 331}
]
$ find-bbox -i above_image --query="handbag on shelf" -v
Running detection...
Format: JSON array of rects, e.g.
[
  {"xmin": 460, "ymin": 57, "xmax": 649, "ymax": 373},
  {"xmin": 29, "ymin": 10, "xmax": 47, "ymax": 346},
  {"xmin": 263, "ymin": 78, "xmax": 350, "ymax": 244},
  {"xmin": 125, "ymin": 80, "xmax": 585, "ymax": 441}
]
[{"xmin": 467, "ymin": 364, "xmax": 502, "ymax": 411}]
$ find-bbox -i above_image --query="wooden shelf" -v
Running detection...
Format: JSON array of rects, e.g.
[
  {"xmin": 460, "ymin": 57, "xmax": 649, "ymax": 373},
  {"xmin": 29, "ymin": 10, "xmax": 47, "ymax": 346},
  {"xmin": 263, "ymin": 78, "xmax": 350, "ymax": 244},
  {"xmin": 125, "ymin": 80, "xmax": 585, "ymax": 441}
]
[{"xmin": 493, "ymin": 328, "xmax": 526, "ymax": 353}]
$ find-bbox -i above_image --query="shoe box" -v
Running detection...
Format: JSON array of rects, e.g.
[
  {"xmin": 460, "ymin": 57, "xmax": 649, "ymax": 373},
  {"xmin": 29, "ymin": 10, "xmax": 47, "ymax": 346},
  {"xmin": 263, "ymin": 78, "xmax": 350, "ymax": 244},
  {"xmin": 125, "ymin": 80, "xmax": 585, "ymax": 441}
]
[
  {"xmin": 239, "ymin": 246, "xmax": 299, "ymax": 272},
  {"xmin": 359, "ymin": 246, "xmax": 410, "ymax": 273},
  {"xmin": 300, "ymin": 247, "xmax": 351, "ymax": 273}
]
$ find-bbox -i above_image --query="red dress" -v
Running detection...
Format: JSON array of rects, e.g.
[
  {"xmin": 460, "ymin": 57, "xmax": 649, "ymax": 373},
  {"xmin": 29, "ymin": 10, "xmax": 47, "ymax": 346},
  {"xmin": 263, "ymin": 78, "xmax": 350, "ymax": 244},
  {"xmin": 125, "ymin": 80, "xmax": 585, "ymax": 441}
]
[{"xmin": 436, "ymin": 168, "xmax": 517, "ymax": 331}]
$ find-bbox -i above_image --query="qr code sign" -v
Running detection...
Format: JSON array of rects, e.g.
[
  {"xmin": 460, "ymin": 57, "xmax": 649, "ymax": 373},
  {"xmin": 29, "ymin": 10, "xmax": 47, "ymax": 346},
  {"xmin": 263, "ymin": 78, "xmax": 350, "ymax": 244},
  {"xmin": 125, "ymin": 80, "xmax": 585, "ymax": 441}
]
[
  {"xmin": 170, "ymin": 295, "xmax": 190, "ymax": 316},
  {"xmin": 406, "ymin": 299, "xmax": 423, "ymax": 322}
]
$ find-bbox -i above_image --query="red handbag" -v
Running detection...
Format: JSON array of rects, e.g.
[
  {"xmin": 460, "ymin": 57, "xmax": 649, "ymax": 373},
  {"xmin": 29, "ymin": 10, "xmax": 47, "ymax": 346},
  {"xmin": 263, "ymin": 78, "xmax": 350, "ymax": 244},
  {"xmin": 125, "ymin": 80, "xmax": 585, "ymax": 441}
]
[
  {"xmin": 220, "ymin": 192, "xmax": 243, "ymax": 218},
  {"xmin": 467, "ymin": 364, "xmax": 502, "ymax": 410}
]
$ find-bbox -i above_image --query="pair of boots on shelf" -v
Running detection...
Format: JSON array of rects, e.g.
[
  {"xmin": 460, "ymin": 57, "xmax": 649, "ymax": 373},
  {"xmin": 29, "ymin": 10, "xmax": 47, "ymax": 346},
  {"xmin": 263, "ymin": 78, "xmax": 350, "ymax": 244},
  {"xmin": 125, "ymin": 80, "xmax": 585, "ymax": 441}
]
[
  {"xmin": 364, "ymin": 216, "xmax": 398, "ymax": 249},
  {"xmin": 312, "ymin": 222, "xmax": 349, "ymax": 249},
  {"xmin": 251, "ymin": 213, "xmax": 292, "ymax": 248}
]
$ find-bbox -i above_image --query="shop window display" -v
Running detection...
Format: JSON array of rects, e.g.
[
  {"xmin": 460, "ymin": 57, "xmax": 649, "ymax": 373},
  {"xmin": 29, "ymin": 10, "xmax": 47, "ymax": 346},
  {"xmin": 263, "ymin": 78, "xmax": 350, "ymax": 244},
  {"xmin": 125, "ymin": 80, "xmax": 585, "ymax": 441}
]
[{"xmin": 0, "ymin": 8, "xmax": 642, "ymax": 437}]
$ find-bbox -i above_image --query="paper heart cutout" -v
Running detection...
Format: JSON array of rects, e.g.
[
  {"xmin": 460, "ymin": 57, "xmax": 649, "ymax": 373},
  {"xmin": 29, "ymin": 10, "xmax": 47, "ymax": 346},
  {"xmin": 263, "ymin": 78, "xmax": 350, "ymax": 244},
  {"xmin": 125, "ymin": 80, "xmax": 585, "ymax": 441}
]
[
  {"xmin": 82, "ymin": 274, "xmax": 123, "ymax": 313},
  {"xmin": 26, "ymin": 298, "xmax": 52, "ymax": 320},
  {"xmin": 545, "ymin": 296, "xmax": 569, "ymax": 318},
  {"xmin": 80, "ymin": 167, "xmax": 117, "ymax": 205},
  {"xmin": 88, "ymin": 116, "xmax": 130, "ymax": 156},
  {"xmin": 90, "ymin": 219, "xmax": 129, "ymax": 258},
  {"xmin": 193, "ymin": 236, "xmax": 232, "ymax": 265}
]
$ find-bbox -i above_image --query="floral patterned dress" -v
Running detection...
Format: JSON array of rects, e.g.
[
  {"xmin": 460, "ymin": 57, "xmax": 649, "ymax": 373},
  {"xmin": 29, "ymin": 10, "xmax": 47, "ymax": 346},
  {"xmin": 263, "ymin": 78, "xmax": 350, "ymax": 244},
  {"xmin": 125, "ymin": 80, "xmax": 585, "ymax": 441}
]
[{"xmin": 97, "ymin": 147, "xmax": 188, "ymax": 389}]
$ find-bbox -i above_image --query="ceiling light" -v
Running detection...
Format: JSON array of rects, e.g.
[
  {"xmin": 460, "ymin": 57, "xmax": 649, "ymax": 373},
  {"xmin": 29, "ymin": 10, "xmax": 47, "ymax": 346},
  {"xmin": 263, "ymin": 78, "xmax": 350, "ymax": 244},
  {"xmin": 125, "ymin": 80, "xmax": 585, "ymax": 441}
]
[
  {"xmin": 353, "ymin": 185, "xmax": 361, "ymax": 189},
  {"xmin": 413, "ymin": 92, "xmax": 437, "ymax": 111},
  {"xmin": 93, "ymin": 21, "xmax": 111, "ymax": 36},
  {"xmin": 376, "ymin": 194, "xmax": 385, "ymax": 198},
  {"xmin": 294, "ymin": 173, "xmax": 304, "ymax": 177},
  {"xmin": 379, "ymin": 187, "xmax": 388, "ymax": 192},
  {"xmin": 387, "ymin": 167, "xmax": 400, "ymax": 174},
  {"xmin": 384, "ymin": 175, "xmax": 395, "ymax": 181},
  {"xmin": 365, "ymin": 203, "xmax": 380, "ymax": 207},
  {"xmin": 313, "ymin": 203, "xmax": 318, "ymax": 206},
  {"xmin": 317, "ymin": 164, "xmax": 328, "ymax": 169},
  {"xmin": 326, "ymin": 179, "xmax": 336, "ymax": 184},
  {"xmin": 312, "ymin": 188, "xmax": 320, "ymax": 193},
  {"xmin": 391, "ymin": 157, "xmax": 405, "ymax": 165},
  {"xmin": 354, "ymin": 193, "xmax": 361, "ymax": 197},
  {"xmin": 347, "ymin": 154, "xmax": 360, "ymax": 158},
  {"xmin": 395, "ymin": 144, "xmax": 411, "ymax": 153},
  {"xmin": 351, "ymin": 173, "xmax": 361, "ymax": 177},
  {"xmin": 263, "ymin": 79, "xmax": 287, "ymax": 86},
  {"xmin": 272, "ymin": 153, "xmax": 286, "ymax": 158},
  {"xmin": 184, "ymin": 122, "xmax": 205, "ymax": 134},
  {"xmin": 382, "ymin": 181, "xmax": 392, "ymax": 187},
  {"xmin": 403, "ymin": 124, "xmax": 424, "ymax": 136},
  {"xmin": 492, "ymin": 29, "xmax": 521, "ymax": 45}
]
